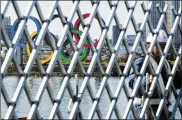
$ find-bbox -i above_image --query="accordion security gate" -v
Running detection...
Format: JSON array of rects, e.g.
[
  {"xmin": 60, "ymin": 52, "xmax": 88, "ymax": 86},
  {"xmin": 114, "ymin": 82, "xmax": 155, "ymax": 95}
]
[{"xmin": 1, "ymin": 1, "xmax": 182, "ymax": 119}]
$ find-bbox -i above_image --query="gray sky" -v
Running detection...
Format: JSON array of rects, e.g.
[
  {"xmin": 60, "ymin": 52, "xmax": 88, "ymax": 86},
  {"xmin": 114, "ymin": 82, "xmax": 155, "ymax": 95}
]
[{"xmin": 1, "ymin": 1, "xmax": 146, "ymax": 40}]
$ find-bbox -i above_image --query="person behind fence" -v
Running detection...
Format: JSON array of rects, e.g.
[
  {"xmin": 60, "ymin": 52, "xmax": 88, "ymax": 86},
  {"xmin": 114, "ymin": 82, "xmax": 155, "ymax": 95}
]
[{"xmin": 127, "ymin": 29, "xmax": 182, "ymax": 119}]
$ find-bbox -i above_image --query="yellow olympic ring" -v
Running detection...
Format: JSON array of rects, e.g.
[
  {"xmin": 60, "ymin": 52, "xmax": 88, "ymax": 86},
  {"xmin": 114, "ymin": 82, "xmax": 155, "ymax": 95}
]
[{"xmin": 26, "ymin": 31, "xmax": 53, "ymax": 64}]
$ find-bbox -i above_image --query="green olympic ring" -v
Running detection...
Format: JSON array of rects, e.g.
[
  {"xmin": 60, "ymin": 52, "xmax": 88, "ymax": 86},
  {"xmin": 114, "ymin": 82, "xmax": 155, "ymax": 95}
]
[{"xmin": 59, "ymin": 29, "xmax": 90, "ymax": 64}]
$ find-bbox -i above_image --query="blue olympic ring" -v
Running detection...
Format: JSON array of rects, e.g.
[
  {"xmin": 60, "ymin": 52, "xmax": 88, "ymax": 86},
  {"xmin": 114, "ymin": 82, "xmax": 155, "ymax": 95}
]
[{"xmin": 11, "ymin": 16, "xmax": 42, "ymax": 48}]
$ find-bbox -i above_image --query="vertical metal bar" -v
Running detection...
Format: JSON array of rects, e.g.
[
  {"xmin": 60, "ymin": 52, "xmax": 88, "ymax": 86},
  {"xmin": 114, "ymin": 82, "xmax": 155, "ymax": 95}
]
[
  {"xmin": 3, "ymin": 2, "xmax": 36, "ymax": 119},
  {"xmin": 139, "ymin": 4, "xmax": 181, "ymax": 119},
  {"xmin": 67, "ymin": 3, "xmax": 99, "ymax": 75},
  {"xmin": 82, "ymin": 2, "xmax": 120, "ymax": 118},
  {"xmin": 107, "ymin": 1, "xmax": 153, "ymax": 119},
  {"xmin": 1, "ymin": 1, "xmax": 10, "ymax": 15},
  {"xmin": 22, "ymin": 1, "xmax": 58, "ymax": 119},
  {"xmin": 48, "ymin": 1, "xmax": 80, "ymax": 119},
  {"xmin": 1, "ymin": 24, "xmax": 12, "ymax": 48}
]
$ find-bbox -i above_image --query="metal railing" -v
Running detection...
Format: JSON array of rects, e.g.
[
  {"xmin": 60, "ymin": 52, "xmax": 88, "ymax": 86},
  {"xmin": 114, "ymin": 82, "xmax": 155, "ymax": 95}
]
[{"xmin": 1, "ymin": 1, "xmax": 181, "ymax": 119}]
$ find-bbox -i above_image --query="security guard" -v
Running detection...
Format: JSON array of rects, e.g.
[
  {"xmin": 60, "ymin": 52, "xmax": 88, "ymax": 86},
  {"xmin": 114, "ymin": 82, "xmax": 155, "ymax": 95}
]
[{"xmin": 127, "ymin": 30, "xmax": 182, "ymax": 119}]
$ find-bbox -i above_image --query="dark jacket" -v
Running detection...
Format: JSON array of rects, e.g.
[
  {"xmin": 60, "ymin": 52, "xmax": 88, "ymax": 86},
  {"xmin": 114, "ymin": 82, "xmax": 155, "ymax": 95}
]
[{"xmin": 128, "ymin": 56, "xmax": 182, "ymax": 98}]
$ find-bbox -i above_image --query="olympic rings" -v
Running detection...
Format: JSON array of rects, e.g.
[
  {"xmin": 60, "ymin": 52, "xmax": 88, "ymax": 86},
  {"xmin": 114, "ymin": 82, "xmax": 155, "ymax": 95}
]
[
  {"xmin": 26, "ymin": 31, "xmax": 54, "ymax": 64},
  {"xmin": 50, "ymin": 14, "xmax": 90, "ymax": 64},
  {"xmin": 59, "ymin": 29, "xmax": 90, "ymax": 64},
  {"xmin": 73, "ymin": 13, "xmax": 105, "ymax": 48},
  {"xmin": 11, "ymin": 13, "xmax": 100, "ymax": 64},
  {"xmin": 12, "ymin": 16, "xmax": 42, "ymax": 48}
]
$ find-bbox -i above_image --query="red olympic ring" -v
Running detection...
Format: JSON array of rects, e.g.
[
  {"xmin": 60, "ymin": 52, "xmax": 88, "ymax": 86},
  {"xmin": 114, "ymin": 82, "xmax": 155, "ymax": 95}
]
[{"xmin": 73, "ymin": 13, "xmax": 103, "ymax": 48}]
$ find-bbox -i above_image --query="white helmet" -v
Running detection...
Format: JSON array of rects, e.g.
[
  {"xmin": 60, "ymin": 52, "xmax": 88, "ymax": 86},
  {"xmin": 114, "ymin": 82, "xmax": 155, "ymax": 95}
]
[{"xmin": 146, "ymin": 30, "xmax": 168, "ymax": 43}]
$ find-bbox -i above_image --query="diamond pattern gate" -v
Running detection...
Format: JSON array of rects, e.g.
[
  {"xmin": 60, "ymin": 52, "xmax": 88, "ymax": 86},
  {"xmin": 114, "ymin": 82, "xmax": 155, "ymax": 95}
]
[{"xmin": 1, "ymin": 1, "xmax": 182, "ymax": 119}]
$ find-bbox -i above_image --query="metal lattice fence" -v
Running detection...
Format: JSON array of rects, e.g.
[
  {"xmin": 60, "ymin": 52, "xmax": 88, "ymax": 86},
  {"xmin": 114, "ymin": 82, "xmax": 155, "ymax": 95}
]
[{"xmin": 1, "ymin": 1, "xmax": 182, "ymax": 119}]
